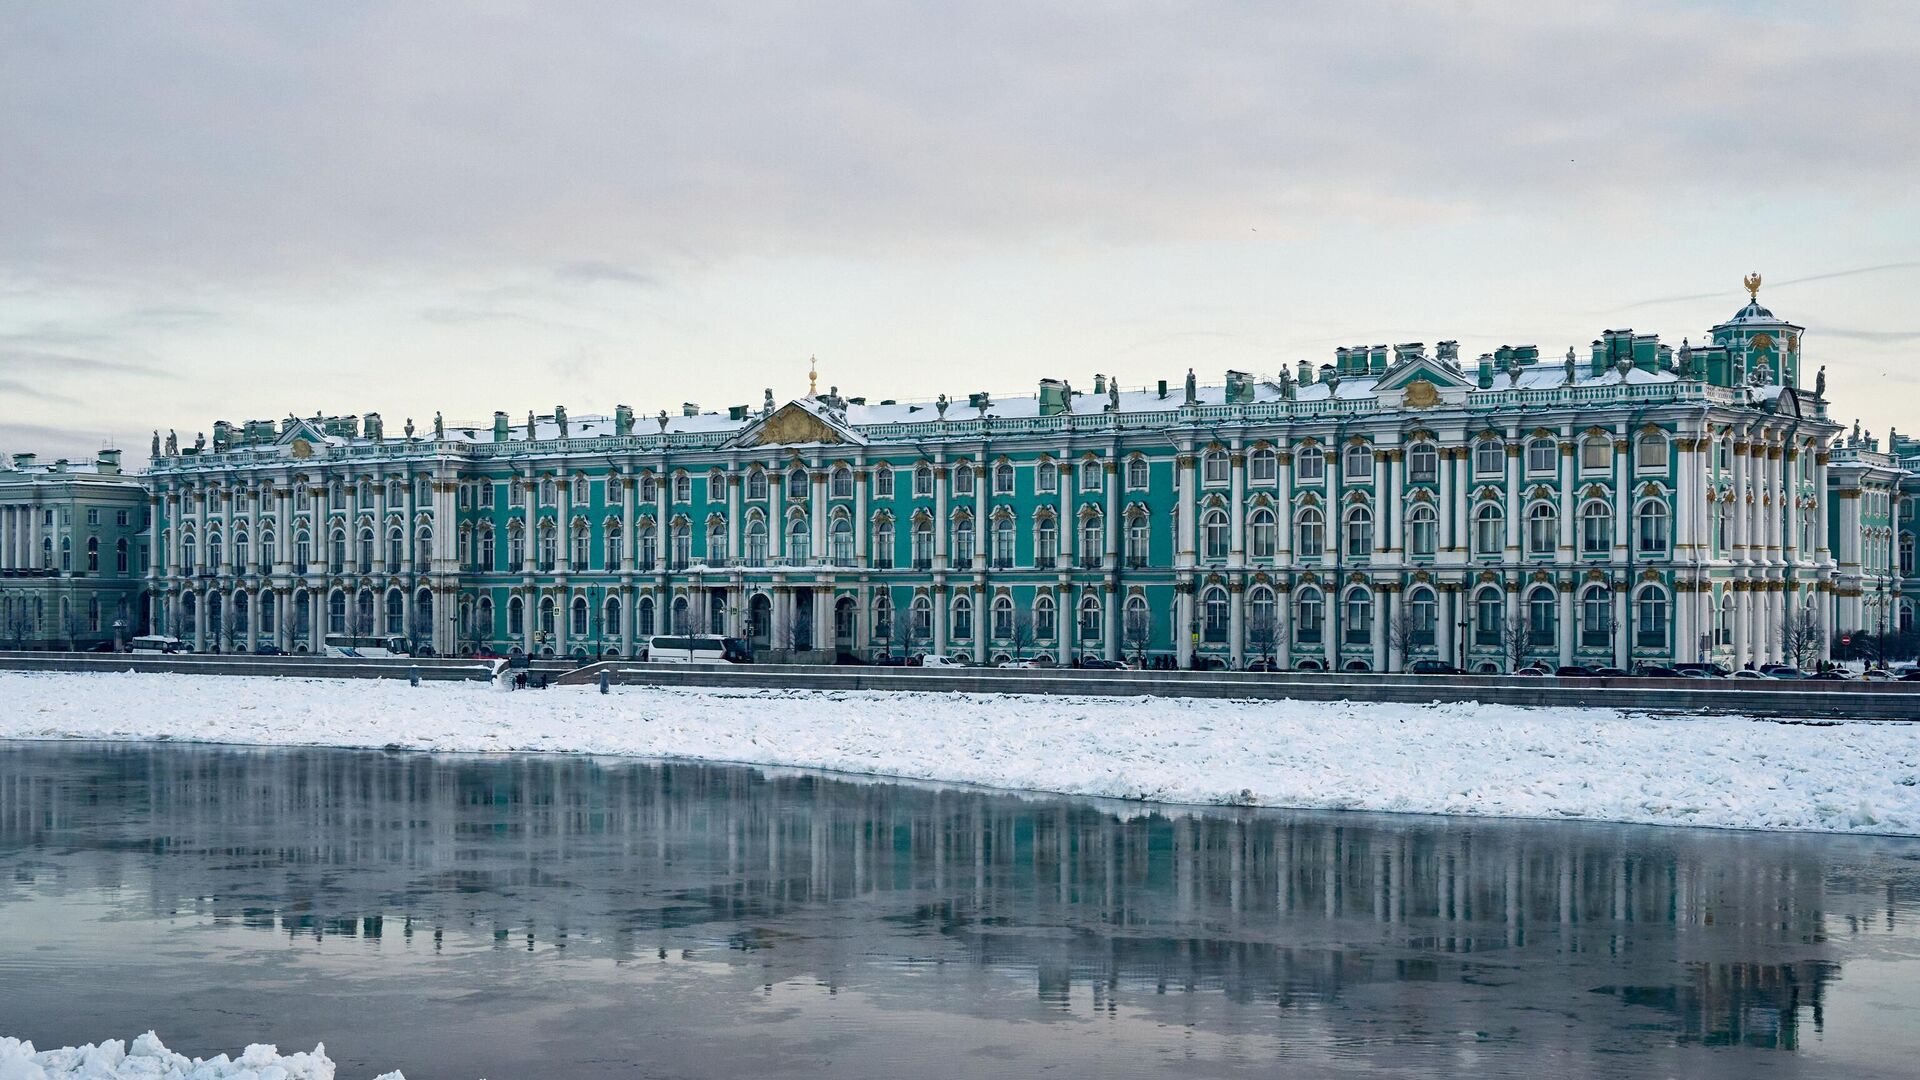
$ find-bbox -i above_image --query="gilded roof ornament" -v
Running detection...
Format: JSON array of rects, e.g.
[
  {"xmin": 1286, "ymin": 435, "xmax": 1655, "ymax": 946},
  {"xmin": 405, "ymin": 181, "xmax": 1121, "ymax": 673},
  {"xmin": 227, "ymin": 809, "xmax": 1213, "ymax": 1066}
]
[{"xmin": 1743, "ymin": 272, "xmax": 1762, "ymax": 301}]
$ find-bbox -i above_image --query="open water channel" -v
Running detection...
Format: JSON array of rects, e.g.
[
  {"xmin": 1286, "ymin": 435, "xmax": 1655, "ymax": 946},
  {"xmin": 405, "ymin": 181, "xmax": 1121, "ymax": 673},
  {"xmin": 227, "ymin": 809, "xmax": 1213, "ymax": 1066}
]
[{"xmin": 1, "ymin": 741, "xmax": 1917, "ymax": 1078}]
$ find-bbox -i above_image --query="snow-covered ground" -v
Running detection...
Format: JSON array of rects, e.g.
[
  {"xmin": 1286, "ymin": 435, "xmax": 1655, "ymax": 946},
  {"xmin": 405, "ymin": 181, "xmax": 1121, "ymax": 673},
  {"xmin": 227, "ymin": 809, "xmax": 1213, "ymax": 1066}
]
[
  {"xmin": 2, "ymin": 670, "xmax": 1916, "ymax": 835},
  {"xmin": 0, "ymin": 1031, "xmax": 402, "ymax": 1079}
]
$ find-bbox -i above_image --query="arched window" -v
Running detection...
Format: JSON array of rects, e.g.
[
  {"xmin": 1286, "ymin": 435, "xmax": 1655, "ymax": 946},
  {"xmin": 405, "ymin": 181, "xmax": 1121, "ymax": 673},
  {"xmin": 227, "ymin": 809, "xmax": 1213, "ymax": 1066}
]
[
  {"xmin": 1527, "ymin": 503, "xmax": 1556, "ymax": 556},
  {"xmin": 259, "ymin": 530, "xmax": 275, "ymax": 567},
  {"xmin": 1526, "ymin": 437, "xmax": 1557, "ymax": 474},
  {"xmin": 1343, "ymin": 506, "xmax": 1373, "ymax": 559},
  {"xmin": 1527, "ymin": 586, "xmax": 1556, "ymax": 646},
  {"xmin": 295, "ymin": 530, "xmax": 312, "ymax": 573},
  {"xmin": 831, "ymin": 466, "xmax": 854, "ymax": 498},
  {"xmin": 745, "ymin": 519, "xmax": 768, "ymax": 564},
  {"xmin": 605, "ymin": 522, "xmax": 622, "ymax": 571},
  {"xmin": 258, "ymin": 591, "xmax": 276, "ymax": 635},
  {"xmin": 538, "ymin": 596, "xmax": 557, "ymax": 637},
  {"xmin": 1249, "ymin": 448, "xmax": 1276, "ymax": 482},
  {"xmin": 1407, "ymin": 443, "xmax": 1439, "ymax": 483},
  {"xmin": 1406, "ymin": 587, "xmax": 1436, "ymax": 646},
  {"xmin": 358, "ymin": 527, "xmax": 375, "ymax": 569},
  {"xmin": 1037, "ymin": 461, "xmax": 1059, "ymax": 494},
  {"xmin": 1636, "ymin": 501, "xmax": 1670, "ymax": 555},
  {"xmin": 206, "ymin": 532, "xmax": 221, "ymax": 570},
  {"xmin": 1035, "ymin": 516, "xmax": 1058, "ymax": 567},
  {"xmin": 1203, "ymin": 450, "xmax": 1230, "ymax": 484},
  {"xmin": 1581, "ymin": 502, "xmax": 1611, "ymax": 555},
  {"xmin": 1126, "ymin": 515, "xmax": 1149, "ymax": 567},
  {"xmin": 385, "ymin": 589, "xmax": 404, "ymax": 634},
  {"xmin": 115, "ymin": 538, "xmax": 129, "ymax": 574},
  {"xmin": 909, "ymin": 595, "xmax": 931, "ymax": 642},
  {"xmin": 872, "ymin": 594, "xmax": 893, "ymax": 642},
  {"xmin": 1296, "ymin": 588, "xmax": 1323, "ymax": 644},
  {"xmin": 1202, "ymin": 586, "xmax": 1228, "ymax": 642},
  {"xmin": 951, "ymin": 594, "xmax": 973, "ymax": 640},
  {"xmin": 992, "ymin": 595, "xmax": 1013, "ymax": 639},
  {"xmin": 1296, "ymin": 449, "xmax": 1325, "ymax": 482},
  {"xmin": 85, "ymin": 536, "xmax": 98, "ymax": 572},
  {"xmin": 1902, "ymin": 534, "xmax": 1915, "ymax": 577},
  {"xmin": 183, "ymin": 532, "xmax": 197, "ymax": 570},
  {"xmin": 670, "ymin": 596, "xmax": 690, "ymax": 635},
  {"xmin": 1636, "ymin": 432, "xmax": 1668, "ymax": 470},
  {"xmin": 746, "ymin": 469, "xmax": 767, "ymax": 501},
  {"xmin": 786, "ymin": 518, "xmax": 809, "ymax": 563},
  {"xmin": 356, "ymin": 590, "xmax": 376, "ymax": 636},
  {"xmin": 1474, "ymin": 439, "xmax": 1505, "ymax": 477},
  {"xmin": 1078, "ymin": 514, "xmax": 1102, "ymax": 567},
  {"xmin": 1581, "ymin": 585, "xmax": 1612, "ymax": 646},
  {"xmin": 1078, "ymin": 593, "xmax": 1102, "ymax": 642},
  {"xmin": 993, "ymin": 462, "xmax": 1015, "ymax": 494},
  {"xmin": 991, "ymin": 517, "xmax": 1015, "ymax": 567},
  {"xmin": 1035, "ymin": 594, "xmax": 1057, "ymax": 640},
  {"xmin": 475, "ymin": 596, "xmax": 494, "ymax": 641},
  {"xmin": 1582, "ymin": 435, "xmax": 1613, "ymax": 472},
  {"xmin": 539, "ymin": 478, "xmax": 557, "ymax": 505},
  {"xmin": 603, "ymin": 596, "xmax": 621, "ymax": 645},
  {"xmin": 911, "ymin": 519, "xmax": 933, "ymax": 567},
  {"xmin": 666, "ymin": 522, "xmax": 688, "ymax": 568},
  {"xmin": 914, "ymin": 465, "xmax": 934, "ymax": 497},
  {"xmin": 1636, "ymin": 586, "xmax": 1669, "ymax": 648},
  {"xmin": 709, "ymin": 520, "xmax": 729, "ymax": 563},
  {"xmin": 873, "ymin": 465, "xmax": 893, "ymax": 497},
  {"xmin": 1407, "ymin": 504, "xmax": 1436, "ymax": 557},
  {"xmin": 1081, "ymin": 459, "xmax": 1102, "ymax": 490},
  {"xmin": 953, "ymin": 465, "xmax": 975, "ymax": 495},
  {"xmin": 1247, "ymin": 587, "xmax": 1277, "ymax": 648},
  {"xmin": 1473, "ymin": 503, "xmax": 1503, "ymax": 558},
  {"xmin": 535, "ymin": 522, "xmax": 556, "ymax": 571},
  {"xmin": 830, "ymin": 517, "xmax": 854, "ymax": 564},
  {"xmin": 1248, "ymin": 507, "xmax": 1277, "ymax": 559},
  {"xmin": 1296, "ymin": 507, "xmax": 1325, "ymax": 558},
  {"xmin": 386, "ymin": 526, "xmax": 404, "ymax": 566},
  {"xmin": 571, "ymin": 596, "xmax": 589, "ymax": 636},
  {"xmin": 787, "ymin": 468, "xmax": 809, "ymax": 500},
  {"xmin": 1343, "ymin": 588, "xmax": 1372, "ymax": 645},
  {"xmin": 571, "ymin": 523, "xmax": 590, "ymax": 567},
  {"xmin": 1473, "ymin": 587, "xmax": 1503, "ymax": 646},
  {"xmin": 1343, "ymin": 443, "xmax": 1372, "ymax": 480},
  {"xmin": 508, "ymin": 595, "xmax": 526, "ymax": 637},
  {"xmin": 940, "ymin": 515, "xmax": 970, "ymax": 565},
  {"xmin": 328, "ymin": 591, "xmax": 347, "ymax": 634},
  {"xmin": 1202, "ymin": 508, "xmax": 1230, "ymax": 561},
  {"xmin": 638, "ymin": 596, "xmax": 657, "ymax": 638}
]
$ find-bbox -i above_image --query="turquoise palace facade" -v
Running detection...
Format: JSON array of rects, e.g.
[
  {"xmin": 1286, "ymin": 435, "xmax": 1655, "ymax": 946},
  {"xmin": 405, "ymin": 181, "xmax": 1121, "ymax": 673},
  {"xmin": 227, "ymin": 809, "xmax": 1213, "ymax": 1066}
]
[{"xmin": 140, "ymin": 282, "xmax": 1875, "ymax": 671}]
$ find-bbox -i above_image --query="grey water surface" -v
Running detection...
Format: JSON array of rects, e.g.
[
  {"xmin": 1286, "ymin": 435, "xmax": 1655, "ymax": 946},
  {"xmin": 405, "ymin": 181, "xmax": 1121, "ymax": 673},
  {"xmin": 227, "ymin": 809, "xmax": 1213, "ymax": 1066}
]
[{"xmin": 1, "ymin": 740, "xmax": 1917, "ymax": 1079}]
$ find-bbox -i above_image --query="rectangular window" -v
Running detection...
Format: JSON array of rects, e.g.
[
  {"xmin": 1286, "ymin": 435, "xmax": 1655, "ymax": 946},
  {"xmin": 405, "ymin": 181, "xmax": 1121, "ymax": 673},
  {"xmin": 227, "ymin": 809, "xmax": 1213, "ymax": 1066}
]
[
  {"xmin": 116, "ymin": 510, "xmax": 129, "ymax": 526},
  {"xmin": 1297, "ymin": 452, "xmax": 1324, "ymax": 482},
  {"xmin": 1036, "ymin": 466, "xmax": 1057, "ymax": 494},
  {"xmin": 86, "ymin": 508, "xmax": 100, "ymax": 526}
]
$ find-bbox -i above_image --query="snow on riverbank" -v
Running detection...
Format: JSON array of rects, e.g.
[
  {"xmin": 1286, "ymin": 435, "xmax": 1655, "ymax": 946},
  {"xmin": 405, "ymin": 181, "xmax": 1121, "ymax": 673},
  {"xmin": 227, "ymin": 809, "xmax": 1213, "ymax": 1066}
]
[
  {"xmin": 2, "ymin": 670, "xmax": 1916, "ymax": 835},
  {"xmin": 0, "ymin": 1031, "xmax": 403, "ymax": 1079}
]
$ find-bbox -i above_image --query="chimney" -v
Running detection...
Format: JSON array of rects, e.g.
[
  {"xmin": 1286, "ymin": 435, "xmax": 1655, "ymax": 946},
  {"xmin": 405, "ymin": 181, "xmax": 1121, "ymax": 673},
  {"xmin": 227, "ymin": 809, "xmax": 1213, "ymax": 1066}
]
[
  {"xmin": 95, "ymin": 449, "xmax": 121, "ymax": 475},
  {"xmin": 682, "ymin": 402, "xmax": 699, "ymax": 417},
  {"xmin": 492, "ymin": 411, "xmax": 509, "ymax": 442},
  {"xmin": 1092, "ymin": 373, "xmax": 1106, "ymax": 395},
  {"xmin": 1156, "ymin": 379, "xmax": 1168, "ymax": 399},
  {"xmin": 1297, "ymin": 359, "xmax": 1313, "ymax": 385},
  {"xmin": 1038, "ymin": 378, "xmax": 1067, "ymax": 416},
  {"xmin": 728, "ymin": 405, "xmax": 747, "ymax": 421},
  {"xmin": 12, "ymin": 452, "xmax": 35, "ymax": 469}
]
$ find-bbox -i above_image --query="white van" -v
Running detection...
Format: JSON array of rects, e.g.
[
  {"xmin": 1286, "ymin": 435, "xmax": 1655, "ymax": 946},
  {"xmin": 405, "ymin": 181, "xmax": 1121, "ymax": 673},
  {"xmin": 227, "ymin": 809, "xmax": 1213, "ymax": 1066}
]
[
  {"xmin": 128, "ymin": 635, "xmax": 189, "ymax": 654},
  {"xmin": 919, "ymin": 653, "xmax": 967, "ymax": 668},
  {"xmin": 323, "ymin": 635, "xmax": 410, "ymax": 658},
  {"xmin": 643, "ymin": 635, "xmax": 753, "ymax": 664}
]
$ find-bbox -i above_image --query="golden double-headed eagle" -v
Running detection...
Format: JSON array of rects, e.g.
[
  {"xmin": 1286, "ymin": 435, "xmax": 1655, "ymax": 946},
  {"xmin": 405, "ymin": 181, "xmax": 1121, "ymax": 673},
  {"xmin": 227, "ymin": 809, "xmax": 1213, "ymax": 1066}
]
[{"xmin": 1743, "ymin": 272, "xmax": 1762, "ymax": 300}]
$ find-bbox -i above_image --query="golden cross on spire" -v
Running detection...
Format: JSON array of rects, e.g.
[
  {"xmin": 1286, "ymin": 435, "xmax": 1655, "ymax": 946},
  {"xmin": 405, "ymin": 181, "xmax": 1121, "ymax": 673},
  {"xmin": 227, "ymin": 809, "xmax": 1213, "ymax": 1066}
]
[
  {"xmin": 1743, "ymin": 272, "xmax": 1762, "ymax": 301},
  {"xmin": 808, "ymin": 354, "xmax": 818, "ymax": 397}
]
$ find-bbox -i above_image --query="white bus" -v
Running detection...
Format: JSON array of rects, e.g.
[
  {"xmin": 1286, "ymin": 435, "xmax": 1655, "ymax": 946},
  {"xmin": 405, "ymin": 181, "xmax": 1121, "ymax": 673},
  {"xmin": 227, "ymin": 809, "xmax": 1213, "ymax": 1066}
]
[
  {"xmin": 128, "ymin": 635, "xmax": 189, "ymax": 654},
  {"xmin": 643, "ymin": 635, "xmax": 753, "ymax": 664},
  {"xmin": 323, "ymin": 635, "xmax": 411, "ymax": 658}
]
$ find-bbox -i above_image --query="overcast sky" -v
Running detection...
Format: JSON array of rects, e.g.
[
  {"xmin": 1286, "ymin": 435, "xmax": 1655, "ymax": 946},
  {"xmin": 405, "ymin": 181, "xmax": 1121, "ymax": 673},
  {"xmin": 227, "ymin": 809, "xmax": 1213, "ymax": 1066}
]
[{"xmin": 3, "ymin": 1, "xmax": 1917, "ymax": 465}]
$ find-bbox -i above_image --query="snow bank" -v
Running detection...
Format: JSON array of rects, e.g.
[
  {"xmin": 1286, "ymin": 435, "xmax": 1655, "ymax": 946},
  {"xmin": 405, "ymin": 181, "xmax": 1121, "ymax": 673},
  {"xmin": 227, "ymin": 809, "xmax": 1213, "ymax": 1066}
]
[
  {"xmin": 0, "ymin": 1031, "xmax": 405, "ymax": 1080},
  {"xmin": 2, "ymin": 670, "xmax": 1917, "ymax": 835}
]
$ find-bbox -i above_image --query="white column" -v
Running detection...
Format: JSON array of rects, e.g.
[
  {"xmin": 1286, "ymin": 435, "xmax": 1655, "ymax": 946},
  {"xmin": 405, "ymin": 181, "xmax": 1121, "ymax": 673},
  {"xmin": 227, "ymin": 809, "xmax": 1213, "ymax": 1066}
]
[
  {"xmin": 811, "ymin": 468, "xmax": 828, "ymax": 564},
  {"xmin": 1504, "ymin": 434, "xmax": 1522, "ymax": 556},
  {"xmin": 557, "ymin": 476, "xmax": 572, "ymax": 573},
  {"xmin": 1557, "ymin": 583, "xmax": 1574, "ymax": 667},
  {"xmin": 1613, "ymin": 433, "xmax": 1631, "ymax": 559},
  {"xmin": 1558, "ymin": 435, "xmax": 1576, "ymax": 555},
  {"xmin": 853, "ymin": 469, "xmax": 869, "ymax": 565},
  {"xmin": 1275, "ymin": 442, "xmax": 1293, "ymax": 564},
  {"xmin": 1228, "ymin": 451, "xmax": 1246, "ymax": 566},
  {"xmin": 933, "ymin": 465, "xmax": 949, "ymax": 569}
]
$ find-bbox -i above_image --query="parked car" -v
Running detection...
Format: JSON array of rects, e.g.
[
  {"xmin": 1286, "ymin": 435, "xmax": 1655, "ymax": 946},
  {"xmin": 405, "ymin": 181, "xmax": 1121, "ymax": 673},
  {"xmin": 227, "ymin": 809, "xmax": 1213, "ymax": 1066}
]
[
  {"xmin": 1900, "ymin": 669, "xmax": 1920, "ymax": 682},
  {"xmin": 1555, "ymin": 665, "xmax": 1597, "ymax": 677},
  {"xmin": 85, "ymin": 640, "xmax": 119, "ymax": 652},
  {"xmin": 1860, "ymin": 668, "xmax": 1899, "ymax": 681},
  {"xmin": 1512, "ymin": 667, "xmax": 1547, "ymax": 677},
  {"xmin": 997, "ymin": 659, "xmax": 1037, "ymax": 669},
  {"xmin": 1407, "ymin": 660, "xmax": 1460, "ymax": 675},
  {"xmin": 871, "ymin": 653, "xmax": 910, "ymax": 666},
  {"xmin": 1077, "ymin": 657, "xmax": 1127, "ymax": 670},
  {"xmin": 1590, "ymin": 666, "xmax": 1629, "ymax": 677},
  {"xmin": 919, "ymin": 654, "xmax": 967, "ymax": 669},
  {"xmin": 1729, "ymin": 669, "xmax": 1776, "ymax": 679},
  {"xmin": 1802, "ymin": 669, "xmax": 1854, "ymax": 681},
  {"xmin": 1674, "ymin": 663, "xmax": 1730, "ymax": 678},
  {"xmin": 253, "ymin": 643, "xmax": 285, "ymax": 656},
  {"xmin": 1634, "ymin": 664, "xmax": 1682, "ymax": 678},
  {"xmin": 1759, "ymin": 666, "xmax": 1805, "ymax": 680}
]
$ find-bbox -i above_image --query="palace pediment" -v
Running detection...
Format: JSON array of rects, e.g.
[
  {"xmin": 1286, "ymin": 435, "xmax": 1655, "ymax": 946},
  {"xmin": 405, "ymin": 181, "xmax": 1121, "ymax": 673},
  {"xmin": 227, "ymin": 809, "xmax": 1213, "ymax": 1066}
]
[{"xmin": 727, "ymin": 400, "xmax": 866, "ymax": 449}]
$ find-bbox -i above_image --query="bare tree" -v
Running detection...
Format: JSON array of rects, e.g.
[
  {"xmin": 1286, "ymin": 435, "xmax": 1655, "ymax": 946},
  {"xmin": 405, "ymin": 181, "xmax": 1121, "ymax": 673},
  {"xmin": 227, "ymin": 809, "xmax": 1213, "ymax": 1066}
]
[
  {"xmin": 1500, "ymin": 610, "xmax": 1533, "ymax": 673},
  {"xmin": 5, "ymin": 603, "xmax": 36, "ymax": 649},
  {"xmin": 1008, "ymin": 609, "xmax": 1035, "ymax": 662},
  {"xmin": 791, "ymin": 604, "xmax": 813, "ymax": 655},
  {"xmin": 350, "ymin": 596, "xmax": 376, "ymax": 639},
  {"xmin": 410, "ymin": 596, "xmax": 435, "ymax": 654},
  {"xmin": 1779, "ymin": 607, "xmax": 1822, "ymax": 671},
  {"xmin": 1122, "ymin": 606, "xmax": 1152, "ymax": 667},
  {"xmin": 1385, "ymin": 606, "xmax": 1419, "ymax": 670},
  {"xmin": 1246, "ymin": 608, "xmax": 1277, "ymax": 669}
]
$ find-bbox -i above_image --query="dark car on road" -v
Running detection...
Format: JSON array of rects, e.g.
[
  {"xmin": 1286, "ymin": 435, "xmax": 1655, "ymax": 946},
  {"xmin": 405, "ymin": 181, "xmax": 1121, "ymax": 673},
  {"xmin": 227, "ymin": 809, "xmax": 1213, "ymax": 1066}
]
[
  {"xmin": 1634, "ymin": 664, "xmax": 1682, "ymax": 678},
  {"xmin": 1408, "ymin": 660, "xmax": 1461, "ymax": 675},
  {"xmin": 1078, "ymin": 657, "xmax": 1127, "ymax": 670}
]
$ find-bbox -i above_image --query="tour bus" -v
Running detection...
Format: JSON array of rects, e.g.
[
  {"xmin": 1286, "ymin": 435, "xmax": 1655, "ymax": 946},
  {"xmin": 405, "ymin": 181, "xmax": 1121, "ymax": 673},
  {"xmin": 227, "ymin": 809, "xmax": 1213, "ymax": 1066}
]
[
  {"xmin": 128, "ymin": 635, "xmax": 190, "ymax": 654},
  {"xmin": 322, "ymin": 634, "xmax": 412, "ymax": 658},
  {"xmin": 642, "ymin": 635, "xmax": 753, "ymax": 664}
]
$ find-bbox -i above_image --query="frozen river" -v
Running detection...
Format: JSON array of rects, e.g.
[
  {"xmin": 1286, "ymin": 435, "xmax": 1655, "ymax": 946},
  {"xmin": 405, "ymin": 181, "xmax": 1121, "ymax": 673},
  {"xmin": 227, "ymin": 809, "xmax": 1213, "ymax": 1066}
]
[{"xmin": 2, "ymin": 740, "xmax": 1917, "ymax": 1078}]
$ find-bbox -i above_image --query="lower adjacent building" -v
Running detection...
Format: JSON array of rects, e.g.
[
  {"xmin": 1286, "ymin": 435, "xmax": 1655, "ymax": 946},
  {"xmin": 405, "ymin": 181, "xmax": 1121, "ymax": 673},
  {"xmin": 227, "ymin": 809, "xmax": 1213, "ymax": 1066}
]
[
  {"xmin": 0, "ymin": 450, "xmax": 152, "ymax": 649},
  {"xmin": 136, "ymin": 282, "xmax": 1911, "ymax": 671}
]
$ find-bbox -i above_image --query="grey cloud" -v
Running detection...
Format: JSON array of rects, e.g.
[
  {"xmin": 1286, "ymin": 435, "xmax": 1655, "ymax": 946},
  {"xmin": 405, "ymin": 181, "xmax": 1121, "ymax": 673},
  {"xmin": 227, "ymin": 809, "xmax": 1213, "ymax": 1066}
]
[
  {"xmin": 0, "ymin": 348, "xmax": 170, "ymax": 379},
  {"xmin": 552, "ymin": 262, "xmax": 657, "ymax": 287},
  {"xmin": 0, "ymin": 378, "xmax": 78, "ymax": 405},
  {"xmin": 1811, "ymin": 327, "xmax": 1920, "ymax": 344},
  {"xmin": 2, "ymin": 2, "xmax": 1917, "ymax": 286}
]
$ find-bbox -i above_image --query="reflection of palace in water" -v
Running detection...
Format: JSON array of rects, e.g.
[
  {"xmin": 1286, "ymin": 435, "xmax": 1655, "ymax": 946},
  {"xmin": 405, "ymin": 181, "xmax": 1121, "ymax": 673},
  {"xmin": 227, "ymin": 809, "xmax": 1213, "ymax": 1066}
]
[{"xmin": 1, "ymin": 744, "xmax": 1902, "ymax": 1059}]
